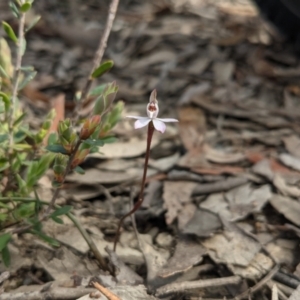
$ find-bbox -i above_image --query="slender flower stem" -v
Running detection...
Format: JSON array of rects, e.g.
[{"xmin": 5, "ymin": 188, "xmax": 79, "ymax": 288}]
[{"xmin": 113, "ymin": 122, "xmax": 154, "ymax": 251}]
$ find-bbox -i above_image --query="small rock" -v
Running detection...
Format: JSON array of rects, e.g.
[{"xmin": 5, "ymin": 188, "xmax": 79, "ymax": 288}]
[{"xmin": 156, "ymin": 232, "xmax": 173, "ymax": 248}]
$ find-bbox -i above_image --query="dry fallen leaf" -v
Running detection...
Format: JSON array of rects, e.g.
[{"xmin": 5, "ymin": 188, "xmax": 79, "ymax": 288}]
[
  {"xmin": 204, "ymin": 144, "xmax": 245, "ymax": 164},
  {"xmin": 202, "ymin": 229, "xmax": 261, "ymax": 267},
  {"xmin": 177, "ymin": 105, "xmax": 206, "ymax": 151},
  {"xmin": 279, "ymin": 153, "xmax": 300, "ymax": 172},
  {"xmin": 213, "ymin": 60, "xmax": 235, "ymax": 84},
  {"xmin": 37, "ymin": 247, "xmax": 99, "ymax": 282},
  {"xmin": 200, "ymin": 184, "xmax": 271, "ymax": 222},
  {"xmin": 163, "ymin": 181, "xmax": 197, "ymax": 225},
  {"xmin": 158, "ymin": 236, "xmax": 206, "ymax": 278},
  {"xmin": 89, "ymin": 138, "xmax": 159, "ymax": 159},
  {"xmin": 137, "ymin": 234, "xmax": 170, "ymax": 287},
  {"xmin": 282, "ymin": 135, "xmax": 300, "ymax": 158},
  {"xmin": 270, "ymin": 194, "xmax": 300, "ymax": 226},
  {"xmin": 273, "ymin": 174, "xmax": 300, "ymax": 198},
  {"xmin": 181, "ymin": 209, "xmax": 222, "ymax": 237},
  {"xmin": 266, "ymin": 239, "xmax": 298, "ymax": 266}
]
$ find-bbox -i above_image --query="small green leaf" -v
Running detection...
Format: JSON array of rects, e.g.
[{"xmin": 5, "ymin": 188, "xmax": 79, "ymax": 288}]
[
  {"xmin": 0, "ymin": 162, "xmax": 9, "ymax": 172},
  {"xmin": 51, "ymin": 216, "xmax": 64, "ymax": 224},
  {"xmin": 30, "ymin": 230, "xmax": 60, "ymax": 247},
  {"xmin": 93, "ymin": 81, "xmax": 118, "ymax": 115},
  {"xmin": 99, "ymin": 136, "xmax": 117, "ymax": 144},
  {"xmin": 9, "ymin": 1, "xmax": 20, "ymax": 18},
  {"xmin": 26, "ymin": 153, "xmax": 54, "ymax": 188},
  {"xmin": 20, "ymin": 65, "xmax": 34, "ymax": 71},
  {"xmin": 0, "ymin": 233, "xmax": 11, "ymax": 251},
  {"xmin": 26, "ymin": 15, "xmax": 41, "ymax": 32},
  {"xmin": 0, "ymin": 92, "xmax": 10, "ymax": 109},
  {"xmin": 0, "ymin": 65, "xmax": 9, "ymax": 79},
  {"xmin": 0, "ymin": 214, "xmax": 8, "ymax": 222},
  {"xmin": 46, "ymin": 144, "xmax": 68, "ymax": 154},
  {"xmin": 0, "ymin": 134, "xmax": 8, "ymax": 143},
  {"xmin": 14, "ymin": 131, "xmax": 26, "ymax": 143},
  {"xmin": 37, "ymin": 153, "xmax": 55, "ymax": 173},
  {"xmin": 83, "ymin": 139, "xmax": 104, "ymax": 147},
  {"xmin": 2, "ymin": 246, "xmax": 10, "ymax": 267},
  {"xmin": 15, "ymin": 203, "xmax": 34, "ymax": 219},
  {"xmin": 89, "ymin": 84, "xmax": 107, "ymax": 97},
  {"xmin": 13, "ymin": 112, "xmax": 27, "ymax": 126},
  {"xmin": 91, "ymin": 60, "xmax": 114, "ymax": 78},
  {"xmin": 90, "ymin": 146, "xmax": 99, "ymax": 153},
  {"xmin": 74, "ymin": 166, "xmax": 85, "ymax": 174},
  {"xmin": 19, "ymin": 125, "xmax": 35, "ymax": 139},
  {"xmin": 50, "ymin": 205, "xmax": 72, "ymax": 218},
  {"xmin": 47, "ymin": 132, "xmax": 58, "ymax": 145},
  {"xmin": 20, "ymin": 2, "xmax": 31, "ymax": 12},
  {"xmin": 18, "ymin": 70, "xmax": 37, "ymax": 90},
  {"xmin": 52, "ymin": 180, "xmax": 62, "ymax": 188},
  {"xmin": 0, "ymin": 202, "xmax": 10, "ymax": 209},
  {"xmin": 16, "ymin": 174, "xmax": 28, "ymax": 194},
  {"xmin": 12, "ymin": 144, "xmax": 32, "ymax": 151},
  {"xmin": 2, "ymin": 21, "xmax": 18, "ymax": 43}
]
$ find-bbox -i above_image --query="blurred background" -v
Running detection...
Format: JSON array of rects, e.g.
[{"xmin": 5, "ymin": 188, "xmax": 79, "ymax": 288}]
[{"xmin": 1, "ymin": 0, "xmax": 299, "ymax": 116}]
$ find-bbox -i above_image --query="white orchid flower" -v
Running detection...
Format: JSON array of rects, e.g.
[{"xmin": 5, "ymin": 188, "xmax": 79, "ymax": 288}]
[{"xmin": 127, "ymin": 89, "xmax": 178, "ymax": 133}]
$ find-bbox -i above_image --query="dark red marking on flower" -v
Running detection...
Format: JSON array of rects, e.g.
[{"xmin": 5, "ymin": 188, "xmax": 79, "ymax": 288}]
[{"xmin": 148, "ymin": 103, "xmax": 157, "ymax": 112}]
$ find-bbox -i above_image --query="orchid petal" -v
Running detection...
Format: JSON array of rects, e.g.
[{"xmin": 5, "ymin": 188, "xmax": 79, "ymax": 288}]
[
  {"xmin": 156, "ymin": 118, "xmax": 178, "ymax": 123},
  {"xmin": 134, "ymin": 118, "xmax": 151, "ymax": 129},
  {"xmin": 152, "ymin": 119, "xmax": 166, "ymax": 133},
  {"xmin": 127, "ymin": 115, "xmax": 149, "ymax": 120}
]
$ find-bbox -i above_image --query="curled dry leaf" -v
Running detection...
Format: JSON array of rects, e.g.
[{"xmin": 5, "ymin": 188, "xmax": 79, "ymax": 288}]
[{"xmin": 204, "ymin": 144, "xmax": 245, "ymax": 164}]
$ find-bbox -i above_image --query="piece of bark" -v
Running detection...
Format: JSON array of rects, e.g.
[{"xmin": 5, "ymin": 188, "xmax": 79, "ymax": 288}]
[{"xmin": 192, "ymin": 177, "xmax": 248, "ymax": 195}]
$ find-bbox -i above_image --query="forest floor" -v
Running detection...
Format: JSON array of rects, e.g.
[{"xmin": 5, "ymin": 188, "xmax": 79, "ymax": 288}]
[{"xmin": 1, "ymin": 0, "xmax": 300, "ymax": 299}]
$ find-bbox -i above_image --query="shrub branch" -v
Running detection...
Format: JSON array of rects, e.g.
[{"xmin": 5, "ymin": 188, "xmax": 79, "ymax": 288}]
[
  {"xmin": 77, "ymin": 0, "xmax": 119, "ymax": 109},
  {"xmin": 9, "ymin": 11, "xmax": 26, "ymax": 148}
]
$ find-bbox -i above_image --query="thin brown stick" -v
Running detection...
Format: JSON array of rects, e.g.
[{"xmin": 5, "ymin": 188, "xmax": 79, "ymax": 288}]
[
  {"xmin": 155, "ymin": 276, "xmax": 242, "ymax": 297},
  {"xmin": 268, "ymin": 280, "xmax": 294, "ymax": 297},
  {"xmin": 233, "ymin": 265, "xmax": 280, "ymax": 300},
  {"xmin": 67, "ymin": 211, "xmax": 109, "ymax": 272},
  {"xmin": 77, "ymin": 0, "xmax": 119, "ymax": 112},
  {"xmin": 0, "ymin": 286, "xmax": 96, "ymax": 300},
  {"xmin": 267, "ymin": 282, "xmax": 288, "ymax": 300},
  {"xmin": 92, "ymin": 281, "xmax": 121, "ymax": 300}
]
